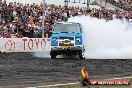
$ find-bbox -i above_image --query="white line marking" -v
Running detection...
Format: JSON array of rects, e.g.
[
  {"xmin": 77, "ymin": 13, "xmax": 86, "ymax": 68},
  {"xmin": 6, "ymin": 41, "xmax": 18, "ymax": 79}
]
[
  {"xmin": 106, "ymin": 76, "xmax": 132, "ymax": 80},
  {"xmin": 25, "ymin": 76, "xmax": 132, "ymax": 88},
  {"xmin": 36, "ymin": 82, "xmax": 79, "ymax": 88}
]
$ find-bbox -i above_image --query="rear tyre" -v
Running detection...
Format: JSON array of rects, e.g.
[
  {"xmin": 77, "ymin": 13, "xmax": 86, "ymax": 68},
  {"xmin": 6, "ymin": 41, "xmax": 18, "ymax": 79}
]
[
  {"xmin": 81, "ymin": 78, "xmax": 88, "ymax": 86},
  {"xmin": 50, "ymin": 51, "xmax": 57, "ymax": 59},
  {"xmin": 81, "ymin": 78, "xmax": 91, "ymax": 87},
  {"xmin": 51, "ymin": 55, "xmax": 56, "ymax": 58},
  {"xmin": 78, "ymin": 51, "xmax": 85, "ymax": 59}
]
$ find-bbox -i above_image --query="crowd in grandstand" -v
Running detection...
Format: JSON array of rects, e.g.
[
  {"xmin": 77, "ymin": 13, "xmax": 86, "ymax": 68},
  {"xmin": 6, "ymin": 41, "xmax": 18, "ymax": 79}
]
[
  {"xmin": 107, "ymin": 0, "xmax": 132, "ymax": 11},
  {"xmin": 0, "ymin": 0, "xmax": 132, "ymax": 38}
]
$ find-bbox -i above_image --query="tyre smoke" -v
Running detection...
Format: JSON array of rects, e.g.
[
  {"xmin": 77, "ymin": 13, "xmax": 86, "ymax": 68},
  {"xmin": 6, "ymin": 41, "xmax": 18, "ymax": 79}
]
[{"xmin": 68, "ymin": 16, "xmax": 132, "ymax": 59}]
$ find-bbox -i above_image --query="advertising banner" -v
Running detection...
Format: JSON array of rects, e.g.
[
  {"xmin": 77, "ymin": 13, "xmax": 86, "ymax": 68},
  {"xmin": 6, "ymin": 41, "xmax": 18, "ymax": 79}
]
[{"xmin": 0, "ymin": 38, "xmax": 51, "ymax": 52}]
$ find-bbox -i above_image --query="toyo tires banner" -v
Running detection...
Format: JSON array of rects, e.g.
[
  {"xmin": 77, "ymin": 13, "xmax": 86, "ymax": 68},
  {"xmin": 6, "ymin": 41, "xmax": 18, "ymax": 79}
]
[{"xmin": 0, "ymin": 38, "xmax": 51, "ymax": 52}]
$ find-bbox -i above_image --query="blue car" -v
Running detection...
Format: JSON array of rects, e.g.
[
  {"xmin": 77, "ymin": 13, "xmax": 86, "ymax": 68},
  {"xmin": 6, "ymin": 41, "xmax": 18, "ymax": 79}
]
[{"xmin": 50, "ymin": 22, "xmax": 85, "ymax": 59}]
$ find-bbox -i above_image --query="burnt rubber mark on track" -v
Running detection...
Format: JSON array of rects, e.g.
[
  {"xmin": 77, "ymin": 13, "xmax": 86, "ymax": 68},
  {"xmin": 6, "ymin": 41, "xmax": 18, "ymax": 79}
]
[{"xmin": 0, "ymin": 53, "xmax": 132, "ymax": 88}]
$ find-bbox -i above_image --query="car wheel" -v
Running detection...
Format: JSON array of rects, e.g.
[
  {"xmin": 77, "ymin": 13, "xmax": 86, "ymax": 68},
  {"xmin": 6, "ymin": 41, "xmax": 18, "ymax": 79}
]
[
  {"xmin": 78, "ymin": 51, "xmax": 85, "ymax": 59},
  {"xmin": 51, "ymin": 55, "xmax": 56, "ymax": 58},
  {"xmin": 50, "ymin": 51, "xmax": 57, "ymax": 59}
]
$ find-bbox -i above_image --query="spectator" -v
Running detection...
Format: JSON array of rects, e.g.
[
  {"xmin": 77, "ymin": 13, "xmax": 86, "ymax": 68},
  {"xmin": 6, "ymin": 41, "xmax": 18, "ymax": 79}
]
[{"xmin": 0, "ymin": 0, "xmax": 131, "ymax": 38}]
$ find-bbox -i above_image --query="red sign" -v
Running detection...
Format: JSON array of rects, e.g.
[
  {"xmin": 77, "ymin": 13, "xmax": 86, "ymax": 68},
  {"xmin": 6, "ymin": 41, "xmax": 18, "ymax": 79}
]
[
  {"xmin": 22, "ymin": 38, "xmax": 48, "ymax": 50},
  {"xmin": 5, "ymin": 40, "xmax": 15, "ymax": 51}
]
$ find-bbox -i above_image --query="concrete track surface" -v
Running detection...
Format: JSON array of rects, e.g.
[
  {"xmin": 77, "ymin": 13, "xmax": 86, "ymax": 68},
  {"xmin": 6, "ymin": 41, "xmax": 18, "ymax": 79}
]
[{"xmin": 0, "ymin": 53, "xmax": 132, "ymax": 88}]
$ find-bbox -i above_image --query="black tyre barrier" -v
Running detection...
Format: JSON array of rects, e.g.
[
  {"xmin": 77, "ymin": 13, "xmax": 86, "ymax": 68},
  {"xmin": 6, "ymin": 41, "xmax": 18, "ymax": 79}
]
[{"xmin": 81, "ymin": 78, "xmax": 91, "ymax": 86}]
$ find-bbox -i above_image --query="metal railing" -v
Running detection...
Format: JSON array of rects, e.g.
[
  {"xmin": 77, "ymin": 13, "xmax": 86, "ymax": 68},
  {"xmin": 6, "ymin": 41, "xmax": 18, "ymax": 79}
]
[
  {"xmin": 64, "ymin": 0, "xmax": 91, "ymax": 9},
  {"xmin": 104, "ymin": 0, "xmax": 132, "ymax": 11}
]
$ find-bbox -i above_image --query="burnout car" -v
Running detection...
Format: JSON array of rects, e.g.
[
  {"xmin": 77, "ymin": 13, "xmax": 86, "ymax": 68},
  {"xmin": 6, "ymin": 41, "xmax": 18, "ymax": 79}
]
[{"xmin": 50, "ymin": 22, "xmax": 85, "ymax": 59}]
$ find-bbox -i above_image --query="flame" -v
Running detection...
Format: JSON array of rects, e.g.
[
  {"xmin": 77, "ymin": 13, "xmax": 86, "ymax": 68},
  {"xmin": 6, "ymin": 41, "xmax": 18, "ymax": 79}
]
[{"xmin": 81, "ymin": 67, "xmax": 89, "ymax": 78}]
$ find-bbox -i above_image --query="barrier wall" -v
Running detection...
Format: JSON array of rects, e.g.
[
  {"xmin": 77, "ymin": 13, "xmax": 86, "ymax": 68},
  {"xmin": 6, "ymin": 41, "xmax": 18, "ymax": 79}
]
[{"xmin": 0, "ymin": 38, "xmax": 51, "ymax": 52}]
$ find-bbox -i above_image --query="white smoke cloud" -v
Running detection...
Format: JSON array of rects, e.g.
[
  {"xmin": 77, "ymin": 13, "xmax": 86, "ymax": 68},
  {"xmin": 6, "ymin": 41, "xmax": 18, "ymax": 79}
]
[
  {"xmin": 68, "ymin": 16, "xmax": 132, "ymax": 59},
  {"xmin": 34, "ymin": 16, "xmax": 132, "ymax": 59}
]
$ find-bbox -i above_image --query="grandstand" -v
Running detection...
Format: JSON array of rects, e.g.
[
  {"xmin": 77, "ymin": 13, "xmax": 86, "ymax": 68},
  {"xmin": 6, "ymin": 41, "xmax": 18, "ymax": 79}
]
[{"xmin": 0, "ymin": 0, "xmax": 131, "ymax": 38}]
